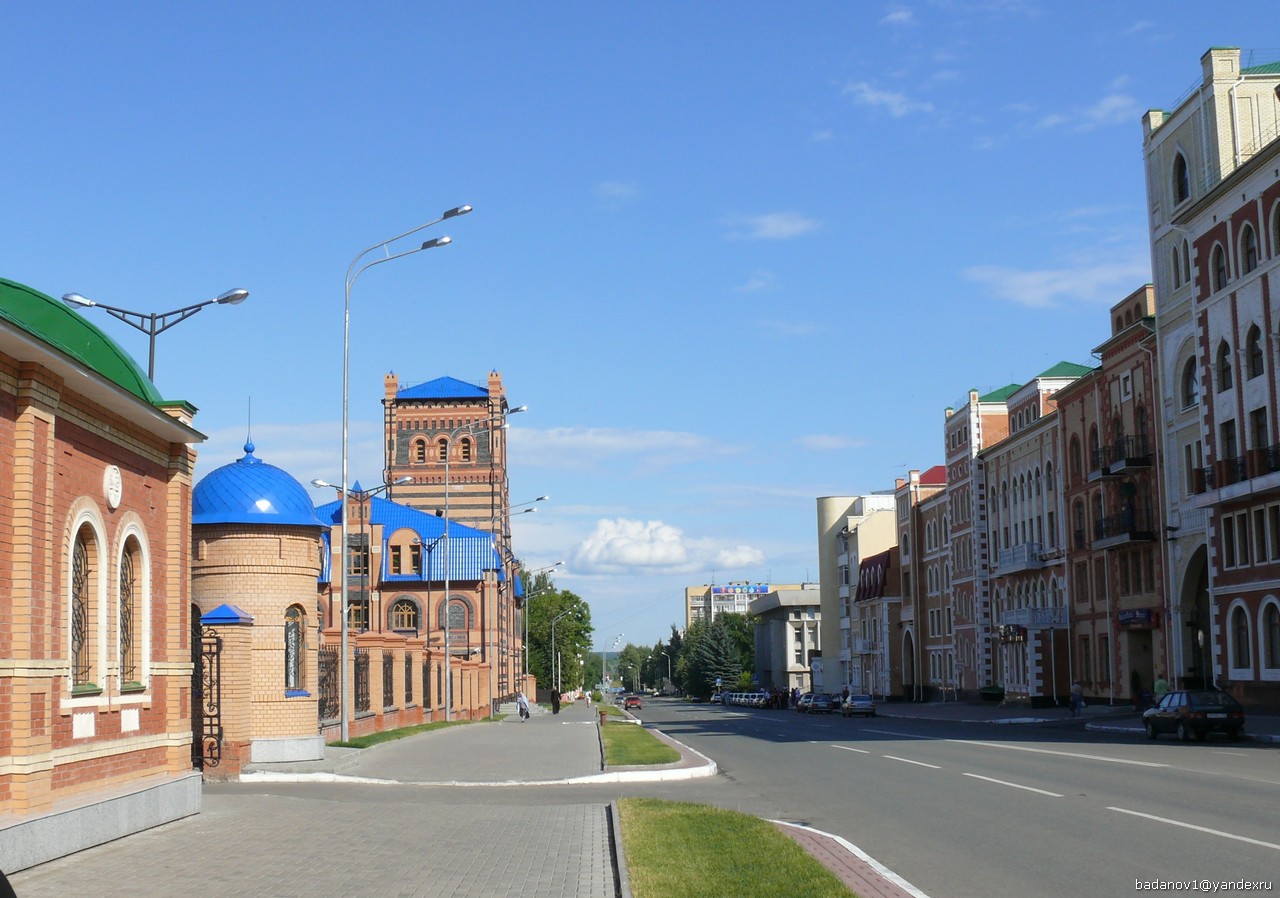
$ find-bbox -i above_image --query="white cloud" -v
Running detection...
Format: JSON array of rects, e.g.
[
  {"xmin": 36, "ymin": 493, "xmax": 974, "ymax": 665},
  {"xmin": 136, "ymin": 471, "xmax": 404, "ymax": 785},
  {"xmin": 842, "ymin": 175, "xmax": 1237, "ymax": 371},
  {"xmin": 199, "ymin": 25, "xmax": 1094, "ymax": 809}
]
[
  {"xmin": 595, "ymin": 180, "xmax": 638, "ymax": 200},
  {"xmin": 510, "ymin": 426, "xmax": 736, "ymax": 469},
  {"xmin": 962, "ymin": 251, "xmax": 1151, "ymax": 308},
  {"xmin": 712, "ymin": 545, "xmax": 765, "ymax": 568},
  {"xmin": 843, "ymin": 81, "xmax": 934, "ymax": 118},
  {"xmin": 573, "ymin": 518, "xmax": 689, "ymax": 571},
  {"xmin": 881, "ymin": 7, "xmax": 915, "ymax": 26},
  {"xmin": 796, "ymin": 434, "xmax": 869, "ymax": 451},
  {"xmin": 757, "ymin": 319, "xmax": 817, "ymax": 337},
  {"xmin": 724, "ymin": 211, "xmax": 821, "ymax": 241},
  {"xmin": 810, "ymin": 128, "xmax": 834, "ymax": 142},
  {"xmin": 735, "ymin": 270, "xmax": 775, "ymax": 292},
  {"xmin": 1035, "ymin": 93, "xmax": 1137, "ymax": 132}
]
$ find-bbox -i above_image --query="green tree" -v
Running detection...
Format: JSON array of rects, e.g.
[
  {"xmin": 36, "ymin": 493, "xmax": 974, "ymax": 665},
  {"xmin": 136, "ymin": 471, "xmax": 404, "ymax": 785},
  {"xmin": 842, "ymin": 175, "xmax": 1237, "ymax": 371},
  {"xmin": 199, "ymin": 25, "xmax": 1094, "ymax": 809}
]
[
  {"xmin": 523, "ymin": 573, "xmax": 593, "ymax": 692},
  {"xmin": 718, "ymin": 612, "xmax": 756, "ymax": 678},
  {"xmin": 680, "ymin": 618, "xmax": 741, "ymax": 697}
]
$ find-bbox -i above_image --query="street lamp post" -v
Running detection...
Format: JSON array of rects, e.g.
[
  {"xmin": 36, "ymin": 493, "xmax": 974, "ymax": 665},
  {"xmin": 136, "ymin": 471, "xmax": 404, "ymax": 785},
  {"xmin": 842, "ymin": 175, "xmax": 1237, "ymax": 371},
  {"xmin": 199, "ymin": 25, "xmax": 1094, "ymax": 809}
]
[
  {"xmin": 600, "ymin": 633, "xmax": 622, "ymax": 694},
  {"xmin": 337, "ymin": 204, "xmax": 469, "ymax": 741},
  {"xmin": 660, "ymin": 650, "xmax": 673, "ymax": 693},
  {"xmin": 442, "ymin": 407, "xmax": 526, "ymax": 721},
  {"xmin": 521, "ymin": 561, "xmax": 564, "ymax": 691},
  {"xmin": 550, "ymin": 608, "xmax": 579, "ymax": 694},
  {"xmin": 62, "ymin": 288, "xmax": 250, "ymax": 381}
]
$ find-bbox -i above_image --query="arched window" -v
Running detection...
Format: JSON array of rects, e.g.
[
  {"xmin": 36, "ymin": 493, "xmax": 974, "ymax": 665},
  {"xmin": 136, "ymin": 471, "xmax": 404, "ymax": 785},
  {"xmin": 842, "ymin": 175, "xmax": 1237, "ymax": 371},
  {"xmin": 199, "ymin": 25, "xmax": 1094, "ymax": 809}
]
[
  {"xmin": 1273, "ymin": 203, "xmax": 1280, "ymax": 256},
  {"xmin": 1240, "ymin": 224, "xmax": 1258, "ymax": 274},
  {"xmin": 1045, "ymin": 462, "xmax": 1055, "ymax": 493},
  {"xmin": 1263, "ymin": 601, "xmax": 1280, "ymax": 671},
  {"xmin": 1173, "ymin": 152, "xmax": 1190, "ymax": 204},
  {"xmin": 1246, "ymin": 325, "xmax": 1264, "ymax": 379},
  {"xmin": 439, "ymin": 596, "xmax": 471, "ymax": 631},
  {"xmin": 390, "ymin": 597, "xmax": 420, "ymax": 632},
  {"xmin": 1217, "ymin": 341, "xmax": 1234, "ymax": 392},
  {"xmin": 1171, "ymin": 245, "xmax": 1182, "ymax": 288},
  {"xmin": 460, "ymin": 437, "xmax": 472, "ymax": 462},
  {"xmin": 1181, "ymin": 357, "xmax": 1200, "ymax": 408},
  {"xmin": 71, "ymin": 527, "xmax": 96, "ymax": 688},
  {"xmin": 285, "ymin": 604, "xmax": 305, "ymax": 690},
  {"xmin": 1136, "ymin": 406, "xmax": 1148, "ymax": 448},
  {"xmin": 1088, "ymin": 426, "xmax": 1100, "ymax": 470},
  {"xmin": 414, "ymin": 440, "xmax": 426, "ymax": 464},
  {"xmin": 119, "ymin": 537, "xmax": 141, "ymax": 686},
  {"xmin": 1230, "ymin": 604, "xmax": 1251, "ymax": 670},
  {"xmin": 1211, "ymin": 244, "xmax": 1228, "ymax": 291},
  {"xmin": 436, "ymin": 438, "xmax": 448, "ymax": 462},
  {"xmin": 1070, "ymin": 437, "xmax": 1082, "ymax": 477}
]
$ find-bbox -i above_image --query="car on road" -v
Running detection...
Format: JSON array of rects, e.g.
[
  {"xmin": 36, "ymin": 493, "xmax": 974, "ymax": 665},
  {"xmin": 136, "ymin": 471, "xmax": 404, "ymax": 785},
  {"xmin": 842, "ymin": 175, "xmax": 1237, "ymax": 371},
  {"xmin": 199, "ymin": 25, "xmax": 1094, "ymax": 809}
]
[
  {"xmin": 623, "ymin": 695, "xmax": 643, "ymax": 710},
  {"xmin": 1142, "ymin": 689, "xmax": 1245, "ymax": 741},
  {"xmin": 840, "ymin": 694, "xmax": 877, "ymax": 717},
  {"xmin": 798, "ymin": 693, "xmax": 836, "ymax": 714},
  {"xmin": 709, "ymin": 692, "xmax": 723, "ymax": 704},
  {"xmin": 795, "ymin": 692, "xmax": 814, "ymax": 713}
]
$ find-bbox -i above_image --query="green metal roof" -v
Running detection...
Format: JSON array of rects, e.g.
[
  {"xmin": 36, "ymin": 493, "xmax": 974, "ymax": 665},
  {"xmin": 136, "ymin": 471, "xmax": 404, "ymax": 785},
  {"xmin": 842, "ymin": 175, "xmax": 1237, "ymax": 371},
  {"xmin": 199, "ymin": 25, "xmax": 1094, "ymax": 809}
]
[
  {"xmin": 1037, "ymin": 361, "xmax": 1093, "ymax": 379},
  {"xmin": 0, "ymin": 277, "xmax": 162, "ymax": 405},
  {"xmin": 979, "ymin": 383, "xmax": 1021, "ymax": 403}
]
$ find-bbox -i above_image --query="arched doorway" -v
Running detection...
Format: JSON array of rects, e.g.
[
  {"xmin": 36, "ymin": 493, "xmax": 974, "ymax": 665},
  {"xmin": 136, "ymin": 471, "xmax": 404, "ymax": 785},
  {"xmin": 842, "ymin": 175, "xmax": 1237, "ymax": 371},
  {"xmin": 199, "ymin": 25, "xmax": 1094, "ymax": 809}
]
[
  {"xmin": 901, "ymin": 629, "xmax": 917, "ymax": 701},
  {"xmin": 1177, "ymin": 544, "xmax": 1211, "ymax": 689}
]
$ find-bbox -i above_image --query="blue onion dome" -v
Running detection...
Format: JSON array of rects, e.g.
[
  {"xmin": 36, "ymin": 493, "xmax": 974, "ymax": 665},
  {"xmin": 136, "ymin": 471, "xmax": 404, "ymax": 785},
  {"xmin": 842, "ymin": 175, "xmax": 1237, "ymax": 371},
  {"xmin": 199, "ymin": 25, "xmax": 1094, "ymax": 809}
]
[{"xmin": 193, "ymin": 440, "xmax": 325, "ymax": 528}]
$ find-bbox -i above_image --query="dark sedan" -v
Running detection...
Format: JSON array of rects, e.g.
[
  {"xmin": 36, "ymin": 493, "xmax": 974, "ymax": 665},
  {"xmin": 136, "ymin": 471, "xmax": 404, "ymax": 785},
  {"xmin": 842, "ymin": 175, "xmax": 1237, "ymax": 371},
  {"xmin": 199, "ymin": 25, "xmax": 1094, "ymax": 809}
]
[
  {"xmin": 807, "ymin": 693, "xmax": 838, "ymax": 714},
  {"xmin": 1142, "ymin": 689, "xmax": 1245, "ymax": 741}
]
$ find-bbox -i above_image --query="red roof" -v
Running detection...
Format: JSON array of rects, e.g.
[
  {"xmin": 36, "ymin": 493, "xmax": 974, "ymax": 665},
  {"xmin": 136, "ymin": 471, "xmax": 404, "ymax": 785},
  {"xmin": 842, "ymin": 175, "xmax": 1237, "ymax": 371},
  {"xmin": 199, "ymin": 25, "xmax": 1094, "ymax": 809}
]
[{"xmin": 920, "ymin": 465, "xmax": 947, "ymax": 485}]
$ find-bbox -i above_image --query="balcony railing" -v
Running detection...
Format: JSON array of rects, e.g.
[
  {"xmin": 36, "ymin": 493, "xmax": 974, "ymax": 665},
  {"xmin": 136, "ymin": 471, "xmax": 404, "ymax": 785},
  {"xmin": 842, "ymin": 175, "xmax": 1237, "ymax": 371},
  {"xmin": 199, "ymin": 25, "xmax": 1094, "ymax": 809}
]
[
  {"xmin": 1093, "ymin": 507, "xmax": 1156, "ymax": 548},
  {"xmin": 1195, "ymin": 448, "xmax": 1280, "ymax": 494},
  {"xmin": 995, "ymin": 541, "xmax": 1045, "ymax": 574},
  {"xmin": 1107, "ymin": 435, "xmax": 1152, "ymax": 473}
]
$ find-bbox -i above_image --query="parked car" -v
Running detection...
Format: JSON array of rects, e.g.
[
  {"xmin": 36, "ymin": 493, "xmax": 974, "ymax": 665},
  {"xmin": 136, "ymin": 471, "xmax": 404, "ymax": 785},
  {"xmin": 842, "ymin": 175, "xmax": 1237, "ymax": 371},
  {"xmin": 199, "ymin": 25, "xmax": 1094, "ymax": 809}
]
[
  {"xmin": 709, "ymin": 692, "xmax": 723, "ymax": 704},
  {"xmin": 841, "ymin": 694, "xmax": 877, "ymax": 717},
  {"xmin": 623, "ymin": 695, "xmax": 643, "ymax": 710},
  {"xmin": 795, "ymin": 692, "xmax": 814, "ymax": 713},
  {"xmin": 809, "ymin": 693, "xmax": 838, "ymax": 714},
  {"xmin": 1142, "ymin": 689, "xmax": 1245, "ymax": 741}
]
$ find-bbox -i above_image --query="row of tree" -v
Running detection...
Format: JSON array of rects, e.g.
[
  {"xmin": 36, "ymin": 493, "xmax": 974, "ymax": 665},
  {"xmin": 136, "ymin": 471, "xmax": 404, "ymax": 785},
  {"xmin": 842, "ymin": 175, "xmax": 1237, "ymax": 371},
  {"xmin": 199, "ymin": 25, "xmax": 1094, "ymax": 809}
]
[{"xmin": 521, "ymin": 569, "xmax": 758, "ymax": 698}]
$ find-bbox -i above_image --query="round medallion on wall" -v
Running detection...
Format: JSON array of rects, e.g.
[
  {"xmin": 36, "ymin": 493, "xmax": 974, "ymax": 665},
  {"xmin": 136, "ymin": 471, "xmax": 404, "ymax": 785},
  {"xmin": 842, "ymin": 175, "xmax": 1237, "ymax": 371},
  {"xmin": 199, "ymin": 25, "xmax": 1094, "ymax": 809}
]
[{"xmin": 104, "ymin": 465, "xmax": 123, "ymax": 510}]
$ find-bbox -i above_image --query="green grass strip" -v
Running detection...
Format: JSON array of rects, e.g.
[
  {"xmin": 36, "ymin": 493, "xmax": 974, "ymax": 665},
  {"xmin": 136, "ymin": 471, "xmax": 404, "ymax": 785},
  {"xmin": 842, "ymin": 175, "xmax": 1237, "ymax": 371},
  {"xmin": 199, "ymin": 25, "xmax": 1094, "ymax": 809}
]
[
  {"xmin": 618, "ymin": 798, "xmax": 856, "ymax": 898},
  {"xmin": 601, "ymin": 721, "xmax": 680, "ymax": 766},
  {"xmin": 328, "ymin": 718, "xmax": 480, "ymax": 749}
]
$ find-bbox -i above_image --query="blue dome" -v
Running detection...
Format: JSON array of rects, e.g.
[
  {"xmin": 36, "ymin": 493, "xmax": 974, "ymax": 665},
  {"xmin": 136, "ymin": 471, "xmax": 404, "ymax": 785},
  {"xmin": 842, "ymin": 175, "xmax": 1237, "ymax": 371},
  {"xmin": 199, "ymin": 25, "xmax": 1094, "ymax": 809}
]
[{"xmin": 193, "ymin": 441, "xmax": 325, "ymax": 528}]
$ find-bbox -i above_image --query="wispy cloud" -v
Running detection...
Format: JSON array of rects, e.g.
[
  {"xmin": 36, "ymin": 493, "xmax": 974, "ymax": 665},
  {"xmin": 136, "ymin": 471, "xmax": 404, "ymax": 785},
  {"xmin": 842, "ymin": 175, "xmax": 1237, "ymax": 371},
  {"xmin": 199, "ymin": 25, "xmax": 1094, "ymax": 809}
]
[
  {"xmin": 573, "ymin": 518, "xmax": 689, "ymax": 571},
  {"xmin": 724, "ymin": 211, "xmax": 821, "ymax": 241},
  {"xmin": 843, "ymin": 81, "xmax": 934, "ymax": 118},
  {"xmin": 1035, "ymin": 92, "xmax": 1138, "ymax": 132},
  {"xmin": 796, "ymin": 434, "xmax": 870, "ymax": 451},
  {"xmin": 595, "ymin": 180, "xmax": 638, "ymax": 201},
  {"xmin": 962, "ymin": 251, "xmax": 1151, "ymax": 308},
  {"xmin": 811, "ymin": 128, "xmax": 834, "ymax": 142},
  {"xmin": 510, "ymin": 426, "xmax": 738, "ymax": 469},
  {"xmin": 735, "ymin": 270, "xmax": 775, "ymax": 292},
  {"xmin": 881, "ymin": 7, "xmax": 915, "ymax": 26}
]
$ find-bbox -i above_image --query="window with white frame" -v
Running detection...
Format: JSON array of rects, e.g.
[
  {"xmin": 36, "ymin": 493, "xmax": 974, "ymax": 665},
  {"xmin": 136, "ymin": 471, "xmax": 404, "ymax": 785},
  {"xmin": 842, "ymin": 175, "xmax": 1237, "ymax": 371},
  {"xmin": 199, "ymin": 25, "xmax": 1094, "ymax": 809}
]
[{"xmin": 1229, "ymin": 602, "xmax": 1252, "ymax": 673}]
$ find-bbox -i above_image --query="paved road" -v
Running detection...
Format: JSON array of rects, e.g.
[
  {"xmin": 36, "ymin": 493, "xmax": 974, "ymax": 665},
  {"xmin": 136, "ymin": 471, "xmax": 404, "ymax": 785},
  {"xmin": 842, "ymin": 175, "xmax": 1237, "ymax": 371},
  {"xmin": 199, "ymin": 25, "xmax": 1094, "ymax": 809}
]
[{"xmin": 646, "ymin": 701, "xmax": 1279, "ymax": 898}]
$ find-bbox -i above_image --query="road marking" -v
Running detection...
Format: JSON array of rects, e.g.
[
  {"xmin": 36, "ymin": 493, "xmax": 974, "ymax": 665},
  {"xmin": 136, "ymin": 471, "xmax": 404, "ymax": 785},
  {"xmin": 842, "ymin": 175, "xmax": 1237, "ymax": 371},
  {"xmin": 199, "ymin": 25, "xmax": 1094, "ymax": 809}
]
[
  {"xmin": 832, "ymin": 745, "xmax": 870, "ymax": 754},
  {"xmin": 884, "ymin": 755, "xmax": 940, "ymax": 769},
  {"xmin": 963, "ymin": 773, "xmax": 1062, "ymax": 797},
  {"xmin": 771, "ymin": 820, "xmax": 932, "ymax": 898},
  {"xmin": 1211, "ymin": 749, "xmax": 1247, "ymax": 757},
  {"xmin": 1108, "ymin": 807, "xmax": 1280, "ymax": 851},
  {"xmin": 947, "ymin": 738, "xmax": 1168, "ymax": 768}
]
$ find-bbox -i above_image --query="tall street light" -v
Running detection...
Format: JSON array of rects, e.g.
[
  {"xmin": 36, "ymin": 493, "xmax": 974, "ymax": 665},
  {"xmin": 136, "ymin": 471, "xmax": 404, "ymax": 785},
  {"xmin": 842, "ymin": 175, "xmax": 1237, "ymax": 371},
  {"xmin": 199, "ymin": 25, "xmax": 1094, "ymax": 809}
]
[
  {"xmin": 660, "ymin": 650, "xmax": 673, "ymax": 692},
  {"xmin": 61, "ymin": 288, "xmax": 249, "ymax": 381},
  {"xmin": 442, "ymin": 406, "xmax": 526, "ymax": 720},
  {"xmin": 338, "ymin": 204, "xmax": 469, "ymax": 741},
  {"xmin": 520, "ymin": 560, "xmax": 564, "ymax": 691},
  {"xmin": 549, "ymin": 607, "xmax": 580, "ymax": 693},
  {"xmin": 601, "ymin": 633, "xmax": 623, "ymax": 693}
]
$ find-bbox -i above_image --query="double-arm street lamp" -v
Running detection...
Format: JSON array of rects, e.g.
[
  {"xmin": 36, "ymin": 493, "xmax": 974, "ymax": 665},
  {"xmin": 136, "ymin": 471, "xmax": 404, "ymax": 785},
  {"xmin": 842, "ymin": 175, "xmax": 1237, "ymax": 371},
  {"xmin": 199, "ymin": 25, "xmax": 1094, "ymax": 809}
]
[
  {"xmin": 62, "ymin": 287, "xmax": 250, "ymax": 381},
  {"xmin": 336, "ymin": 204, "xmax": 470, "ymax": 740},
  {"xmin": 521, "ymin": 560, "xmax": 564, "ymax": 691},
  {"xmin": 550, "ymin": 607, "xmax": 581, "ymax": 694}
]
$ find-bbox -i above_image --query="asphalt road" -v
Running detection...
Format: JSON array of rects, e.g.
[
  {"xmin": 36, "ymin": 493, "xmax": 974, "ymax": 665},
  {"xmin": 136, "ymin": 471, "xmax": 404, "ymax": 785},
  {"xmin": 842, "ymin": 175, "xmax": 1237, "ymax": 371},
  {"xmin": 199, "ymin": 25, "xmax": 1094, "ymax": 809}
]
[{"xmin": 627, "ymin": 699, "xmax": 1278, "ymax": 898}]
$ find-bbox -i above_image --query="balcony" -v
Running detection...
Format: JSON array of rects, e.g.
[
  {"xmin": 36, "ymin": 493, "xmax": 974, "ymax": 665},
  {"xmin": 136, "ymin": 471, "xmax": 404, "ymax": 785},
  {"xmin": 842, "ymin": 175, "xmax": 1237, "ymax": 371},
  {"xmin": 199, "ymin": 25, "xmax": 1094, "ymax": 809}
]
[
  {"xmin": 1193, "ymin": 447, "xmax": 1280, "ymax": 505},
  {"xmin": 995, "ymin": 541, "xmax": 1045, "ymax": 574},
  {"xmin": 1106, "ymin": 434, "xmax": 1152, "ymax": 474},
  {"xmin": 1092, "ymin": 507, "xmax": 1156, "ymax": 549}
]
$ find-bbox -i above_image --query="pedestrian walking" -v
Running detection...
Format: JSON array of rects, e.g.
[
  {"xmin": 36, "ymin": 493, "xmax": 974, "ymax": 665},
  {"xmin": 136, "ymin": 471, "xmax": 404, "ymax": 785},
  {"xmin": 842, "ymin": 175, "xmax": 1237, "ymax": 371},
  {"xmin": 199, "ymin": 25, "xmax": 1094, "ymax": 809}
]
[
  {"xmin": 516, "ymin": 690, "xmax": 530, "ymax": 722},
  {"xmin": 550, "ymin": 690, "xmax": 561, "ymax": 715},
  {"xmin": 1069, "ymin": 681, "xmax": 1084, "ymax": 717}
]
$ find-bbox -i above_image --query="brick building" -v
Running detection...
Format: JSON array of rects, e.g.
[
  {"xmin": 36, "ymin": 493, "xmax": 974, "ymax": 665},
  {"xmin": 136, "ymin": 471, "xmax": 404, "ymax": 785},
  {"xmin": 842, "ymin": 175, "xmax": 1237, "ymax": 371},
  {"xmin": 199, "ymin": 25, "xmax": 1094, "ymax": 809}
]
[
  {"xmin": 0, "ymin": 279, "xmax": 203, "ymax": 872},
  {"xmin": 894, "ymin": 467, "xmax": 947, "ymax": 700}
]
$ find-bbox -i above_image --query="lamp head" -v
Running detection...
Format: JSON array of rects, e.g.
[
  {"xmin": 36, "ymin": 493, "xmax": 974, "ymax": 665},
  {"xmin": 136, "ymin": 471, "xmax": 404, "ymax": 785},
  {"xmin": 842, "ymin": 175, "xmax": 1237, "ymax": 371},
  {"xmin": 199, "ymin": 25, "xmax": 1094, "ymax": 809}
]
[
  {"xmin": 61, "ymin": 292, "xmax": 95, "ymax": 308},
  {"xmin": 216, "ymin": 288, "xmax": 250, "ymax": 305},
  {"xmin": 443, "ymin": 204, "xmax": 473, "ymax": 219},
  {"xmin": 509, "ymin": 405, "xmax": 528, "ymax": 414},
  {"xmin": 311, "ymin": 479, "xmax": 337, "ymax": 489},
  {"xmin": 421, "ymin": 236, "xmax": 452, "ymax": 250}
]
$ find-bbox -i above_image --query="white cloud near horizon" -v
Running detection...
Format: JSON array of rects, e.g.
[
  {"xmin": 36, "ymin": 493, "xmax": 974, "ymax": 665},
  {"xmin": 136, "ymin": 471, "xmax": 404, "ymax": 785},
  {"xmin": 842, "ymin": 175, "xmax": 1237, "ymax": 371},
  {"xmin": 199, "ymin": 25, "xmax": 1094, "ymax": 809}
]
[
  {"xmin": 712, "ymin": 545, "xmax": 766, "ymax": 568},
  {"xmin": 595, "ymin": 180, "xmax": 639, "ymax": 200},
  {"xmin": 881, "ymin": 7, "xmax": 915, "ymax": 26},
  {"xmin": 963, "ymin": 250, "xmax": 1151, "ymax": 308},
  {"xmin": 724, "ymin": 211, "xmax": 821, "ymax": 241},
  {"xmin": 843, "ymin": 81, "xmax": 934, "ymax": 118}
]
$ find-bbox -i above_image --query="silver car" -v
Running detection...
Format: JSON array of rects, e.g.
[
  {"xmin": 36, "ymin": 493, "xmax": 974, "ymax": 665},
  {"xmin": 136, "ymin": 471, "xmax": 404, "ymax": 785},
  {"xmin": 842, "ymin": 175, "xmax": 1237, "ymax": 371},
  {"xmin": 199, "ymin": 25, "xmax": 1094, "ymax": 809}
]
[{"xmin": 841, "ymin": 694, "xmax": 877, "ymax": 717}]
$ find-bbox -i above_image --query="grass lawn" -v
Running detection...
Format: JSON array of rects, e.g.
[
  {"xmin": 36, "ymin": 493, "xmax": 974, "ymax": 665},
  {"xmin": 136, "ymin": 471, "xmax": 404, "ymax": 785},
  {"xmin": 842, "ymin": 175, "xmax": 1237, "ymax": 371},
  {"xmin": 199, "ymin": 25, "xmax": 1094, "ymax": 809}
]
[
  {"xmin": 601, "ymin": 721, "xmax": 680, "ymax": 766},
  {"xmin": 328, "ymin": 718, "xmax": 481, "ymax": 749},
  {"xmin": 618, "ymin": 798, "xmax": 856, "ymax": 898}
]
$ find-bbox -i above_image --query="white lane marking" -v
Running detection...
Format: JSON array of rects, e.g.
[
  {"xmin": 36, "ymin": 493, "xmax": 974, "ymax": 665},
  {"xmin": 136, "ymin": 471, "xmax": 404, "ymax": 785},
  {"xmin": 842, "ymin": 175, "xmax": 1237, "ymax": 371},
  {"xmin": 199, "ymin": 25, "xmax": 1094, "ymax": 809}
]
[
  {"xmin": 1211, "ymin": 750, "xmax": 1247, "ymax": 757},
  {"xmin": 833, "ymin": 745, "xmax": 870, "ymax": 754},
  {"xmin": 884, "ymin": 755, "xmax": 941, "ymax": 769},
  {"xmin": 1108, "ymin": 807, "xmax": 1280, "ymax": 851},
  {"xmin": 771, "ymin": 820, "xmax": 932, "ymax": 898},
  {"xmin": 947, "ymin": 738, "xmax": 1168, "ymax": 768},
  {"xmin": 963, "ymin": 773, "xmax": 1063, "ymax": 797}
]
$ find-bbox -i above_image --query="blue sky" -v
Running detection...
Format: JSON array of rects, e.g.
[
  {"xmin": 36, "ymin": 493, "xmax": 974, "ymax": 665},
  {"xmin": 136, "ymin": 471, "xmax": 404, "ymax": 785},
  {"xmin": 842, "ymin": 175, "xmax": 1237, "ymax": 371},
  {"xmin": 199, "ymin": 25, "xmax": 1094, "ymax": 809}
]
[{"xmin": 2, "ymin": 3, "xmax": 1272, "ymax": 650}]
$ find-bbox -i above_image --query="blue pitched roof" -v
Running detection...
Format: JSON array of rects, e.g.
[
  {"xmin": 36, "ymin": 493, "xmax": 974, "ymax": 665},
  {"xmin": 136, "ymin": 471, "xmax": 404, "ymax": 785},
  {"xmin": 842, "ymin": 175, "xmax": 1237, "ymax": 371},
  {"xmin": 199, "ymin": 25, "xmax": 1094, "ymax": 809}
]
[
  {"xmin": 397, "ymin": 376, "xmax": 489, "ymax": 400},
  {"xmin": 193, "ymin": 441, "xmax": 326, "ymax": 528},
  {"xmin": 315, "ymin": 494, "xmax": 503, "ymax": 583}
]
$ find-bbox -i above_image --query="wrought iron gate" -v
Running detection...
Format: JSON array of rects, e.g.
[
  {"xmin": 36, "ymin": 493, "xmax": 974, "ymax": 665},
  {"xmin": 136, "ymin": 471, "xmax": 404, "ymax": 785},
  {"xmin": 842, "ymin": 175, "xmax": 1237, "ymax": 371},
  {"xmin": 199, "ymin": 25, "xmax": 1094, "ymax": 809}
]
[{"xmin": 191, "ymin": 622, "xmax": 223, "ymax": 769}]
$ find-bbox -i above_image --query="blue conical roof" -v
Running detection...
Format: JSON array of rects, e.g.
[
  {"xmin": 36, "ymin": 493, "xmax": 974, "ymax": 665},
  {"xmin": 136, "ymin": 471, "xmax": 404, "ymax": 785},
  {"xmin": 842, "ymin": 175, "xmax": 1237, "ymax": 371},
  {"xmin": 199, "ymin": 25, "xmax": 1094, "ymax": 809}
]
[{"xmin": 193, "ymin": 441, "xmax": 325, "ymax": 528}]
